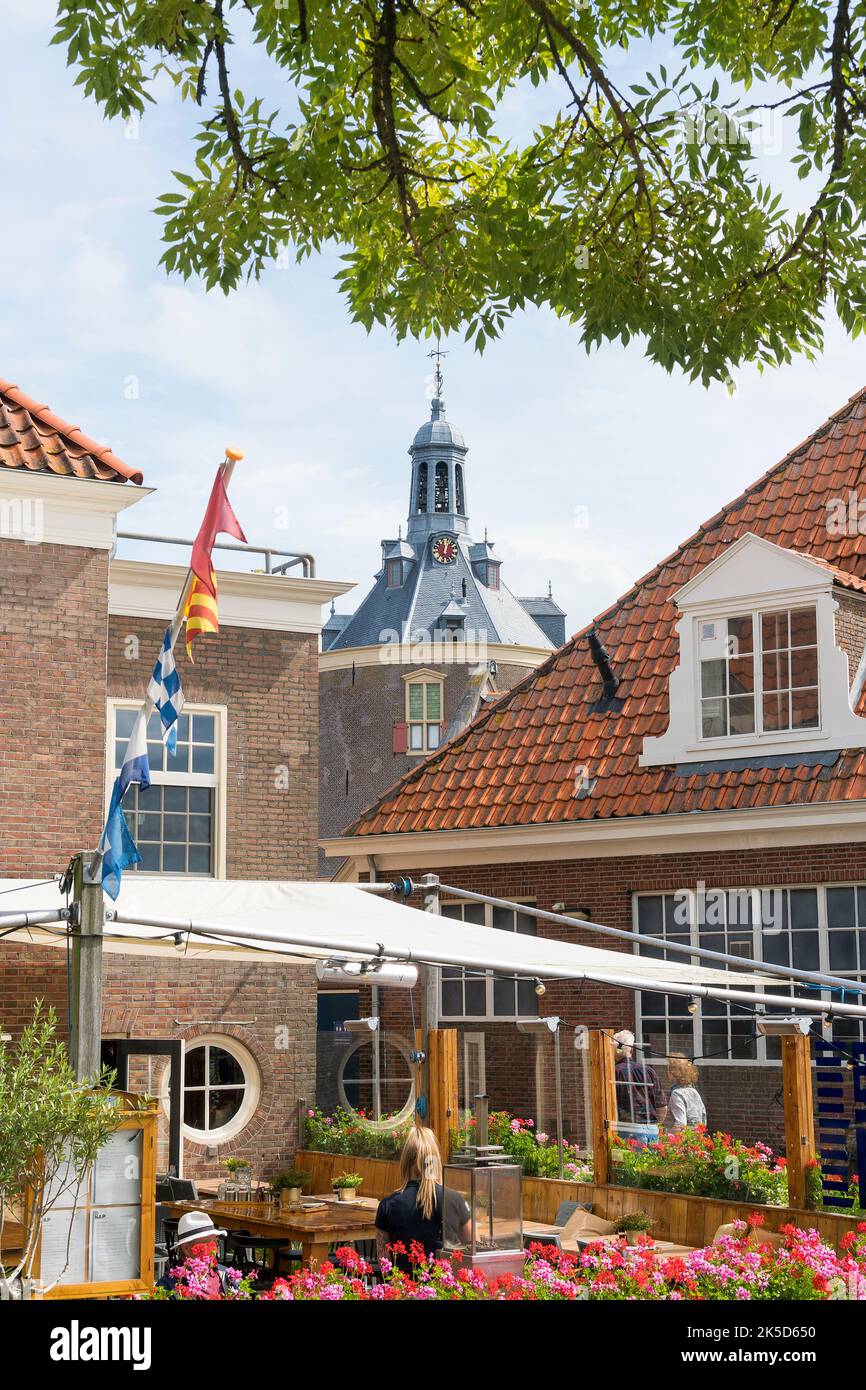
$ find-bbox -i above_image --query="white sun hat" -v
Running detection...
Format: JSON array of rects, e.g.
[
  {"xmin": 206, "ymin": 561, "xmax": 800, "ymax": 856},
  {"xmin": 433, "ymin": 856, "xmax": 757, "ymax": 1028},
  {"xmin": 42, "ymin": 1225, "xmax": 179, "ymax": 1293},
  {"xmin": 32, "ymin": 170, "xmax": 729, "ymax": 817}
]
[{"xmin": 174, "ymin": 1210, "xmax": 227, "ymax": 1250}]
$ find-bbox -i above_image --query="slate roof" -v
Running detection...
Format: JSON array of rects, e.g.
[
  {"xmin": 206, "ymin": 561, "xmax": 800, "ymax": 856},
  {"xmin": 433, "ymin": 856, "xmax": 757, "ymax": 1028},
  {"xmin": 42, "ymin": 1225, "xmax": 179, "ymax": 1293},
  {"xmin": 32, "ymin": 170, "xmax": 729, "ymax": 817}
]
[
  {"xmin": 346, "ymin": 385, "xmax": 866, "ymax": 838},
  {"xmin": 327, "ymin": 537, "xmax": 555, "ymax": 651},
  {"xmin": 0, "ymin": 378, "xmax": 143, "ymax": 484}
]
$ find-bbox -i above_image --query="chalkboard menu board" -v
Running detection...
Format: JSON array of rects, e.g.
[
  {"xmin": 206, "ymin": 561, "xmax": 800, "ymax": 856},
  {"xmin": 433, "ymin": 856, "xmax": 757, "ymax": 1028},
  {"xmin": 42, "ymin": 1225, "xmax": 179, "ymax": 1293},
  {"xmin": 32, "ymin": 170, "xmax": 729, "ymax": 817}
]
[{"xmin": 33, "ymin": 1095, "xmax": 156, "ymax": 1299}]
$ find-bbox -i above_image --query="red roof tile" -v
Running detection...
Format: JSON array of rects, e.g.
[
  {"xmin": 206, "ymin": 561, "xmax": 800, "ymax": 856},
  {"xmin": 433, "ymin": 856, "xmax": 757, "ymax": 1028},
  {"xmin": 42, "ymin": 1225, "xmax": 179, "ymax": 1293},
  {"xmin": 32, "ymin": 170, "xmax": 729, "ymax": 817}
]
[
  {"xmin": 348, "ymin": 386, "xmax": 866, "ymax": 838},
  {"xmin": 0, "ymin": 379, "xmax": 143, "ymax": 485}
]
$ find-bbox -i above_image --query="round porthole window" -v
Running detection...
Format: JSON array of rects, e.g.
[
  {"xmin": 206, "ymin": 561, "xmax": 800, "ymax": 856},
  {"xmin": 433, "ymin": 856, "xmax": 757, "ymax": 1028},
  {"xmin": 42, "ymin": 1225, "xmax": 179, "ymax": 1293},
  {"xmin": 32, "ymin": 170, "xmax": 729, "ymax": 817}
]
[
  {"xmin": 336, "ymin": 1032, "xmax": 416, "ymax": 1131},
  {"xmin": 165, "ymin": 1035, "xmax": 260, "ymax": 1144}
]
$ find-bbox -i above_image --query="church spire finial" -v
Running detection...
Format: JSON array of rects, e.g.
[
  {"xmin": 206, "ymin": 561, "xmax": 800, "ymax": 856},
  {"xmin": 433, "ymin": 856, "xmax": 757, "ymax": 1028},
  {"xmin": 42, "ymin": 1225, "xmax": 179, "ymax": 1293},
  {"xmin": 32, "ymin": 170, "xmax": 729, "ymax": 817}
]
[{"xmin": 427, "ymin": 337, "xmax": 448, "ymax": 405}]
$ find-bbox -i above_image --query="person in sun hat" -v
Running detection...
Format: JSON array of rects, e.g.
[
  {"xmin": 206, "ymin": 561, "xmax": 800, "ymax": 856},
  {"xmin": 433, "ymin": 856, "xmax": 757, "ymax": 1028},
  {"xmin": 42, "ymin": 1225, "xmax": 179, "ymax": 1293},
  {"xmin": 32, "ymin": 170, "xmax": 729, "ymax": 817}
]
[
  {"xmin": 159, "ymin": 1210, "xmax": 231, "ymax": 1294},
  {"xmin": 613, "ymin": 1028, "xmax": 667, "ymax": 1147}
]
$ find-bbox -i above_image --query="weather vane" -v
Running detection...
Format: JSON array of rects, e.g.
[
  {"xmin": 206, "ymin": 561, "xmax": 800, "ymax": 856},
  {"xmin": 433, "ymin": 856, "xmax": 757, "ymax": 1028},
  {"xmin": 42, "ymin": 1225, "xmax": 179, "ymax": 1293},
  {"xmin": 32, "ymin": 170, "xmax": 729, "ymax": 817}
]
[{"xmin": 427, "ymin": 338, "xmax": 448, "ymax": 399}]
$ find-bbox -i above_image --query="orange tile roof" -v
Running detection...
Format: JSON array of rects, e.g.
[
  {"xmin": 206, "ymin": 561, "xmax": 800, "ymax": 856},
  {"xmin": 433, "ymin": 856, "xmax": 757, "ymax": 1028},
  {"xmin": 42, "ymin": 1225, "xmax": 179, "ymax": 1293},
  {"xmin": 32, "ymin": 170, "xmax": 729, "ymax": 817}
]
[
  {"xmin": 0, "ymin": 379, "xmax": 143, "ymax": 485},
  {"xmin": 348, "ymin": 386, "xmax": 866, "ymax": 838}
]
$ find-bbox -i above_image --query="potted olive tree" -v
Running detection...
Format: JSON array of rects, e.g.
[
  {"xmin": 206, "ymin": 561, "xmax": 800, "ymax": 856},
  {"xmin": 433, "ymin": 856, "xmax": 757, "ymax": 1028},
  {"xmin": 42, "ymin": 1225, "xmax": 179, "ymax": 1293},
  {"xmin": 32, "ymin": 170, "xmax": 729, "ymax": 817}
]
[
  {"xmin": 332, "ymin": 1172, "xmax": 364, "ymax": 1203},
  {"xmin": 0, "ymin": 1004, "xmax": 123, "ymax": 1300}
]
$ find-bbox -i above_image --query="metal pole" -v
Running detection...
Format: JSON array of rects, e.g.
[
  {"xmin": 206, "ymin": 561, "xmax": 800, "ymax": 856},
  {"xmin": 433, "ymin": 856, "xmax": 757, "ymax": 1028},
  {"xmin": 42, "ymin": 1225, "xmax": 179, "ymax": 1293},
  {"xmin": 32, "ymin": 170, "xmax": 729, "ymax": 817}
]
[
  {"xmin": 436, "ymin": 882, "xmax": 865, "ymax": 998},
  {"xmin": 105, "ymin": 909, "xmax": 866, "ymax": 1018},
  {"xmin": 422, "ymin": 874, "xmax": 441, "ymax": 1031},
  {"xmin": 68, "ymin": 853, "xmax": 105, "ymax": 1081},
  {"xmin": 554, "ymin": 1026, "xmax": 564, "ymax": 1180},
  {"xmin": 367, "ymin": 862, "xmax": 382, "ymax": 1122}
]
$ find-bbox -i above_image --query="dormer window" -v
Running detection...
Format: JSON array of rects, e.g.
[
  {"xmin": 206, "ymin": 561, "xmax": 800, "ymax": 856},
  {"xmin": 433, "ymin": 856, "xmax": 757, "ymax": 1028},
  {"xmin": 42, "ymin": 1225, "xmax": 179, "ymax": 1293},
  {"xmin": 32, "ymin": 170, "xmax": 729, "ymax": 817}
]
[
  {"xmin": 386, "ymin": 558, "xmax": 404, "ymax": 589},
  {"xmin": 699, "ymin": 607, "xmax": 819, "ymax": 740},
  {"xmin": 483, "ymin": 561, "xmax": 500, "ymax": 591},
  {"xmin": 641, "ymin": 533, "xmax": 866, "ymax": 769}
]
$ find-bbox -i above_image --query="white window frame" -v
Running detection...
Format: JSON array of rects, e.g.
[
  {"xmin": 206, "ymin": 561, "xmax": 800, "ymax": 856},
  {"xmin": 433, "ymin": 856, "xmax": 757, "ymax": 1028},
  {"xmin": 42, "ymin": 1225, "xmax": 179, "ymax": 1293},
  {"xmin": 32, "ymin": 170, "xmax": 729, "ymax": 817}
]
[
  {"xmin": 641, "ymin": 533, "xmax": 866, "ymax": 768},
  {"xmin": 403, "ymin": 669, "xmax": 444, "ymax": 756},
  {"xmin": 439, "ymin": 898, "xmax": 539, "ymax": 1021},
  {"xmin": 161, "ymin": 1033, "xmax": 260, "ymax": 1144},
  {"xmin": 632, "ymin": 885, "xmax": 866, "ymax": 1064},
  {"xmin": 697, "ymin": 605, "xmax": 821, "ymax": 746},
  {"xmin": 105, "ymin": 697, "xmax": 228, "ymax": 879}
]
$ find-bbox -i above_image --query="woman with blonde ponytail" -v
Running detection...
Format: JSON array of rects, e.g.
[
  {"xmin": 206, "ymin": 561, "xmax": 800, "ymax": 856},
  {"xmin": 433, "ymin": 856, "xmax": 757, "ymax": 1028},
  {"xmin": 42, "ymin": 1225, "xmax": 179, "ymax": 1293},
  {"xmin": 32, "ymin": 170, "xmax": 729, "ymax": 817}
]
[{"xmin": 375, "ymin": 1126, "xmax": 471, "ymax": 1271}]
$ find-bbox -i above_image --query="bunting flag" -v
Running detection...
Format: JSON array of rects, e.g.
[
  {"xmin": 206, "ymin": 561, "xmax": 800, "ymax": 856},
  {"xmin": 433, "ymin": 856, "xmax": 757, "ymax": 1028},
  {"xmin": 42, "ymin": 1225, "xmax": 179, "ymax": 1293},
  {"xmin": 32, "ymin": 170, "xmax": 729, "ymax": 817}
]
[
  {"xmin": 190, "ymin": 466, "xmax": 247, "ymax": 598},
  {"xmin": 147, "ymin": 626, "xmax": 185, "ymax": 753},
  {"xmin": 185, "ymin": 569, "xmax": 219, "ymax": 662}
]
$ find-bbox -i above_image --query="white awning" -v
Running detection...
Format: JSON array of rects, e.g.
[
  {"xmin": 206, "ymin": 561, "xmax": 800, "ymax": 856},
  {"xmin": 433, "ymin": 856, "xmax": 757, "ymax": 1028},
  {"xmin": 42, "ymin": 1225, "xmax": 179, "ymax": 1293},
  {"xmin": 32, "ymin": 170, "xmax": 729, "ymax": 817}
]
[{"xmin": 0, "ymin": 876, "xmax": 768, "ymax": 989}]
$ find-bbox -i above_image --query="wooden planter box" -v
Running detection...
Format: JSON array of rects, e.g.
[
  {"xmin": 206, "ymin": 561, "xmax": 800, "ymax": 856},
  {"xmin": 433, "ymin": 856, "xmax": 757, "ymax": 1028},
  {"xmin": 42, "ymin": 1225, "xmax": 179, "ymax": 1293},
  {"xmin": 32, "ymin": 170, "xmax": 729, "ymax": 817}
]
[{"xmin": 297, "ymin": 1150, "xmax": 863, "ymax": 1249}]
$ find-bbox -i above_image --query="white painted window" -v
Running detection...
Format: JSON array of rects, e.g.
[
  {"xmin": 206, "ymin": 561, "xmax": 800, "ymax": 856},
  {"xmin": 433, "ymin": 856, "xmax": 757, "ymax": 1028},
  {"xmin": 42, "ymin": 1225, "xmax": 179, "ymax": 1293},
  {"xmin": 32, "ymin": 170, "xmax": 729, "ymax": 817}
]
[
  {"xmin": 107, "ymin": 700, "xmax": 227, "ymax": 877},
  {"xmin": 699, "ymin": 606, "xmax": 819, "ymax": 740},
  {"xmin": 404, "ymin": 675, "xmax": 443, "ymax": 754},
  {"xmin": 439, "ymin": 901, "xmax": 538, "ymax": 1020},
  {"xmin": 170, "ymin": 1035, "xmax": 260, "ymax": 1144},
  {"xmin": 641, "ymin": 534, "xmax": 866, "ymax": 768},
  {"xmin": 633, "ymin": 887, "xmax": 865, "ymax": 1064}
]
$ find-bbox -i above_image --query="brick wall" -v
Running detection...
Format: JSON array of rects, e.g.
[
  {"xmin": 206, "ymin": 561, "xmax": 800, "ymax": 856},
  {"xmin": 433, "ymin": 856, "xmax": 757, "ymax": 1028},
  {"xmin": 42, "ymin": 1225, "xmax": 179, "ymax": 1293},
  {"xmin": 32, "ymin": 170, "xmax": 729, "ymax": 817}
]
[
  {"xmin": 343, "ymin": 840, "xmax": 866, "ymax": 1151},
  {"xmin": 0, "ymin": 537, "xmax": 322, "ymax": 1181},
  {"xmin": 108, "ymin": 616, "xmax": 318, "ymax": 880},
  {"xmin": 834, "ymin": 588, "xmax": 866, "ymax": 681},
  {"xmin": 0, "ymin": 540, "xmax": 109, "ymax": 875},
  {"xmin": 318, "ymin": 658, "xmax": 533, "ymax": 872}
]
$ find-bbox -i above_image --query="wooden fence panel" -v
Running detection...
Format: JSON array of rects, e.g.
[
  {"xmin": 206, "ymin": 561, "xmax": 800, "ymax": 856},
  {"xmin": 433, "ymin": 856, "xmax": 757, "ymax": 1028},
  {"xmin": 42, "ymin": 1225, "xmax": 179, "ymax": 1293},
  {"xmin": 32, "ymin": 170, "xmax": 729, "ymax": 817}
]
[{"xmin": 296, "ymin": 1150, "xmax": 863, "ymax": 1249}]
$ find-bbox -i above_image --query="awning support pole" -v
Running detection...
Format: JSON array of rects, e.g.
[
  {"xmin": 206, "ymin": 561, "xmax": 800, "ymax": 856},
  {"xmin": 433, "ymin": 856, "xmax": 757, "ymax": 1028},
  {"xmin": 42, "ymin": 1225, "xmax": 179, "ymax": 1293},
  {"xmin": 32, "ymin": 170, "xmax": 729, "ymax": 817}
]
[
  {"xmin": 588, "ymin": 1029, "xmax": 617, "ymax": 1185},
  {"xmin": 782, "ymin": 1033, "xmax": 816, "ymax": 1209},
  {"xmin": 68, "ymin": 852, "xmax": 105, "ymax": 1081}
]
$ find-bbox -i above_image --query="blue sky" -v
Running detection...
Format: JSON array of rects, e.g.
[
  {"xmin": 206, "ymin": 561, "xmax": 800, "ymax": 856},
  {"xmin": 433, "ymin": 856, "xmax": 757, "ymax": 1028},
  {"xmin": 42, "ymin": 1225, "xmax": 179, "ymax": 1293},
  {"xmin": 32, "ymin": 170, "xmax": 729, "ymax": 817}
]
[{"xmin": 3, "ymin": 3, "xmax": 866, "ymax": 636}]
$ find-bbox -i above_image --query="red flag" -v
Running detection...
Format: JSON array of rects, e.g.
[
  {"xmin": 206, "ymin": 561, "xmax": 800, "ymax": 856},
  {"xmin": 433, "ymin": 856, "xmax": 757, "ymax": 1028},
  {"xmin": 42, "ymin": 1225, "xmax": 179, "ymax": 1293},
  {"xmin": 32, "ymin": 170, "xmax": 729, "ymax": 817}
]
[{"xmin": 190, "ymin": 467, "xmax": 247, "ymax": 598}]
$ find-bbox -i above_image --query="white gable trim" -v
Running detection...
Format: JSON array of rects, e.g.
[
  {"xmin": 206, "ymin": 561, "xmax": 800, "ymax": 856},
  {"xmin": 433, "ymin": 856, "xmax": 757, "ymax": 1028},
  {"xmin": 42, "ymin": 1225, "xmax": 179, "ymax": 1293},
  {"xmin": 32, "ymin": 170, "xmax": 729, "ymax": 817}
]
[
  {"xmin": 0, "ymin": 466, "xmax": 150, "ymax": 550},
  {"xmin": 641, "ymin": 533, "xmax": 866, "ymax": 767}
]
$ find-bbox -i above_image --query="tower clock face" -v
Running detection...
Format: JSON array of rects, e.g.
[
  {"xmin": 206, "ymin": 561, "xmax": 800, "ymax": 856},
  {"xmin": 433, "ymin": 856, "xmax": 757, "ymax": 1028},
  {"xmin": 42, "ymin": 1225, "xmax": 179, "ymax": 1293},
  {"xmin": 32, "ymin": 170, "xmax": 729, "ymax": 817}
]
[{"xmin": 432, "ymin": 535, "xmax": 458, "ymax": 565}]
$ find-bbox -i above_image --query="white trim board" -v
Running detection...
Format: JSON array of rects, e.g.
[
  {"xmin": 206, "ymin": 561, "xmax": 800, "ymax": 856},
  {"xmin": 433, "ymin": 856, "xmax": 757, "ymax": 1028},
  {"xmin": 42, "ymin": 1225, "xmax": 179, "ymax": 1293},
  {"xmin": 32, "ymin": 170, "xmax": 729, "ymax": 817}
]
[
  {"xmin": 322, "ymin": 797, "xmax": 866, "ymax": 870},
  {"xmin": 0, "ymin": 466, "xmax": 151, "ymax": 550},
  {"xmin": 319, "ymin": 640, "xmax": 551, "ymax": 671},
  {"xmin": 109, "ymin": 558, "xmax": 354, "ymax": 635}
]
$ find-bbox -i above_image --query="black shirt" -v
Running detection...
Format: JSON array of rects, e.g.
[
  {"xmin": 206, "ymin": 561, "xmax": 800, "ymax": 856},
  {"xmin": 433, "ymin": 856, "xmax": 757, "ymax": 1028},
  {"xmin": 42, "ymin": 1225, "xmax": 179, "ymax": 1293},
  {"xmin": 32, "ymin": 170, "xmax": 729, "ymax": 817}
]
[{"xmin": 375, "ymin": 1181, "xmax": 471, "ymax": 1272}]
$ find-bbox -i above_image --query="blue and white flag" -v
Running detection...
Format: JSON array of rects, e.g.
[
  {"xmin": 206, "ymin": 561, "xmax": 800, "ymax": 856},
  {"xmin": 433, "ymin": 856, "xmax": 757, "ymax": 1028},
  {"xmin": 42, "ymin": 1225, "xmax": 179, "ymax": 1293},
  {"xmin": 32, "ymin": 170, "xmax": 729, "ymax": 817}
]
[
  {"xmin": 99, "ymin": 709, "xmax": 152, "ymax": 900},
  {"xmin": 116, "ymin": 709, "xmax": 152, "ymax": 799},
  {"xmin": 146, "ymin": 627, "xmax": 185, "ymax": 754},
  {"xmin": 100, "ymin": 788, "xmax": 141, "ymax": 901}
]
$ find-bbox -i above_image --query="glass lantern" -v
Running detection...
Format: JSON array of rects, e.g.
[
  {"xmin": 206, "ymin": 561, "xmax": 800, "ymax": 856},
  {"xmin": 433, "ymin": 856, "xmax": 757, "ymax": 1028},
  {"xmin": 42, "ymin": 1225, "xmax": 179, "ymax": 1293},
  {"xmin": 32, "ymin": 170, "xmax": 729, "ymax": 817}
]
[{"xmin": 442, "ymin": 1161, "xmax": 524, "ymax": 1277}]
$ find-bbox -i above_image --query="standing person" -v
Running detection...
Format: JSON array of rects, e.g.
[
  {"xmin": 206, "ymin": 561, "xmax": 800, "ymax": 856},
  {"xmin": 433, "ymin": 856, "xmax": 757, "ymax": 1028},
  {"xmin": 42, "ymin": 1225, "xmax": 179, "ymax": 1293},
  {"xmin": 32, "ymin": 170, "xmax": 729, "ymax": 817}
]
[
  {"xmin": 613, "ymin": 1029, "xmax": 667, "ymax": 1146},
  {"xmin": 375, "ymin": 1127, "xmax": 471, "ymax": 1273},
  {"xmin": 667, "ymin": 1054, "xmax": 707, "ymax": 1130}
]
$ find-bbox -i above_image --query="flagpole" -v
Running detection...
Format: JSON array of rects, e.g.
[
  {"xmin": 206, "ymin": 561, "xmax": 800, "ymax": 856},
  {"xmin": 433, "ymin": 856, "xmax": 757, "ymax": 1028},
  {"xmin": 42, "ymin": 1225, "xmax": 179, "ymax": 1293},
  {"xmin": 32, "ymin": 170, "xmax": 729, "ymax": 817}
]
[{"xmin": 91, "ymin": 447, "xmax": 244, "ymax": 876}]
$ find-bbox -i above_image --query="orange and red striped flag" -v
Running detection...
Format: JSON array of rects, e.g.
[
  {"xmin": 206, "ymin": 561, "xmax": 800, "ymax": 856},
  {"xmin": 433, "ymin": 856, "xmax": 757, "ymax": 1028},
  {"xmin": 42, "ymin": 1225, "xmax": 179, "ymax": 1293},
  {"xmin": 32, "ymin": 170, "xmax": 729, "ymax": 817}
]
[{"xmin": 185, "ymin": 569, "xmax": 219, "ymax": 662}]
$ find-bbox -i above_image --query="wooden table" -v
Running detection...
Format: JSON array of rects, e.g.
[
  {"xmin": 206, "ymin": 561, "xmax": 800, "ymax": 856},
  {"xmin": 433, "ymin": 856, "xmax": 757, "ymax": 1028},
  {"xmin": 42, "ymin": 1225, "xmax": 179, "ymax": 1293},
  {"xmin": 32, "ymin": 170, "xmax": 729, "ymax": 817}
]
[{"xmin": 163, "ymin": 1198, "xmax": 379, "ymax": 1271}]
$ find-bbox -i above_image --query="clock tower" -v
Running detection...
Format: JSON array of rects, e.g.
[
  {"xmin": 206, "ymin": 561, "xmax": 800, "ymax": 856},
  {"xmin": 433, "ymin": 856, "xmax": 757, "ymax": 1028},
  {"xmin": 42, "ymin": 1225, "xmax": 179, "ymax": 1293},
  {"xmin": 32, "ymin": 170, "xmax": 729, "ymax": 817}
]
[{"xmin": 319, "ymin": 369, "xmax": 567, "ymax": 874}]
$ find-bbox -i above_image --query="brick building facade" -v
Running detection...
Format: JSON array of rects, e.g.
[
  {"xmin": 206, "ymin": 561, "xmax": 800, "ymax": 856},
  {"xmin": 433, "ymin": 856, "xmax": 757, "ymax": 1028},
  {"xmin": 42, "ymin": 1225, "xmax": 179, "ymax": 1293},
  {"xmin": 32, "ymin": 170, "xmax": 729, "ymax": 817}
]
[
  {"xmin": 0, "ymin": 379, "xmax": 349, "ymax": 1180},
  {"xmin": 325, "ymin": 387, "xmax": 866, "ymax": 1156}
]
